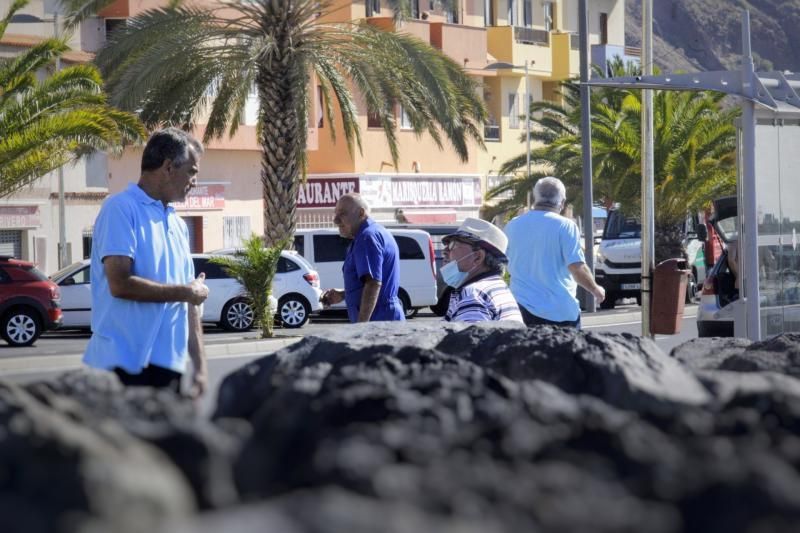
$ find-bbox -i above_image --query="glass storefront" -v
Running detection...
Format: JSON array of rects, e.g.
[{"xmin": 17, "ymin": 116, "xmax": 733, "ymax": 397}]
[{"xmin": 755, "ymin": 121, "xmax": 800, "ymax": 335}]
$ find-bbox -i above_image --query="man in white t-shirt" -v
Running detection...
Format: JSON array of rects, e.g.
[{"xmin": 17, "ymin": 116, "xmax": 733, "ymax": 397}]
[{"xmin": 504, "ymin": 177, "xmax": 605, "ymax": 328}]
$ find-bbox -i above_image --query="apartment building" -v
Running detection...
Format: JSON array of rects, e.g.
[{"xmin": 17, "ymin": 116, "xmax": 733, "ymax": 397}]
[{"xmin": 0, "ymin": 0, "xmax": 628, "ymax": 270}]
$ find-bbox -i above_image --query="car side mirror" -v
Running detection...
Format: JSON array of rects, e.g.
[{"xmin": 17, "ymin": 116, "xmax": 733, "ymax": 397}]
[
  {"xmin": 696, "ymin": 224, "xmax": 708, "ymax": 242},
  {"xmin": 594, "ymin": 236, "xmax": 602, "ymax": 245}
]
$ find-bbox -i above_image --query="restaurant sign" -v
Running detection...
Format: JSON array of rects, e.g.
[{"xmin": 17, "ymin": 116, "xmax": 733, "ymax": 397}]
[
  {"xmin": 297, "ymin": 178, "xmax": 359, "ymax": 208},
  {"xmin": 172, "ymin": 184, "xmax": 225, "ymax": 210},
  {"xmin": 0, "ymin": 206, "xmax": 40, "ymax": 228},
  {"xmin": 360, "ymin": 175, "xmax": 482, "ymax": 208}
]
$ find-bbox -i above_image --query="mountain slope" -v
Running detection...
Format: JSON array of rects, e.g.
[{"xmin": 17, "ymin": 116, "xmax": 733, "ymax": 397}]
[{"xmin": 626, "ymin": 0, "xmax": 800, "ymax": 73}]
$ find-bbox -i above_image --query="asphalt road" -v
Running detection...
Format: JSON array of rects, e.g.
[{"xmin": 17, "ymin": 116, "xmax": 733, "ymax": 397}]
[{"xmin": 0, "ymin": 301, "xmax": 699, "ymax": 415}]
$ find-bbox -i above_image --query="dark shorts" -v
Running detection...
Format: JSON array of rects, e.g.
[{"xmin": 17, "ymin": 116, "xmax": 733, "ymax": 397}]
[
  {"xmin": 114, "ymin": 365, "xmax": 182, "ymax": 393},
  {"xmin": 520, "ymin": 305, "xmax": 581, "ymax": 329}
]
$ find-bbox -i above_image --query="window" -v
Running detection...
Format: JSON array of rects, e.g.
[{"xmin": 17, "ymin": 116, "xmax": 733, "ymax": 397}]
[
  {"xmin": 293, "ymin": 235, "xmax": 305, "ymax": 255},
  {"xmin": 507, "ymin": 0, "xmax": 516, "ymax": 26},
  {"xmin": 104, "ymin": 18, "xmax": 126, "ymax": 40},
  {"xmin": 508, "ymin": 94, "xmax": 519, "ymax": 129},
  {"xmin": 0, "ymin": 268, "xmax": 11, "ymax": 284},
  {"xmin": 543, "ymin": 2, "xmax": 554, "ymax": 32},
  {"xmin": 192, "ymin": 258, "xmax": 230, "ymax": 280},
  {"xmin": 313, "ymin": 235, "xmax": 351, "ymax": 262},
  {"xmin": 484, "ymin": 0, "xmax": 494, "ymax": 26},
  {"xmin": 82, "ymin": 229, "xmax": 93, "ymax": 259},
  {"xmin": 366, "ymin": 0, "xmax": 380, "ymax": 17},
  {"xmin": 223, "ymin": 216, "xmax": 251, "ymax": 249},
  {"xmin": 68, "ymin": 267, "xmax": 91, "ymax": 285},
  {"xmin": 523, "ymin": 0, "xmax": 532, "ymax": 27},
  {"xmin": 367, "ymin": 109, "xmax": 382, "ymax": 128},
  {"xmin": 447, "ymin": 0, "xmax": 459, "ymax": 23},
  {"xmin": 395, "ymin": 236, "xmax": 425, "ymax": 260},
  {"xmin": 599, "ymin": 13, "xmax": 608, "ymax": 45},
  {"xmin": 277, "ymin": 256, "xmax": 301, "ymax": 273},
  {"xmin": 412, "ymin": 0, "xmax": 420, "ymax": 19},
  {"xmin": 399, "ymin": 105, "xmax": 412, "ymax": 130}
]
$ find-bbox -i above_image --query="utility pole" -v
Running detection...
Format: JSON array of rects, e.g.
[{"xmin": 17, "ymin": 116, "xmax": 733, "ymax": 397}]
[
  {"xmin": 54, "ymin": 12, "xmax": 67, "ymax": 269},
  {"xmin": 525, "ymin": 59, "xmax": 532, "ymax": 209},
  {"xmin": 640, "ymin": 0, "xmax": 655, "ymax": 337},
  {"xmin": 579, "ymin": 0, "xmax": 595, "ymax": 312}
]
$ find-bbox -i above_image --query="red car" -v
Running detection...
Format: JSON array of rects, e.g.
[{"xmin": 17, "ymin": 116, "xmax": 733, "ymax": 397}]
[{"xmin": 0, "ymin": 257, "xmax": 62, "ymax": 346}]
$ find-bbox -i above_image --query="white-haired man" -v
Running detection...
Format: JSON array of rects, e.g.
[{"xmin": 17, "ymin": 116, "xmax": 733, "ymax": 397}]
[{"xmin": 504, "ymin": 177, "xmax": 605, "ymax": 328}]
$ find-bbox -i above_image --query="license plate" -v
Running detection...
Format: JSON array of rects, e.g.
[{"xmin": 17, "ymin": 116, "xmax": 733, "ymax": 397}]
[{"xmin": 621, "ymin": 283, "xmax": 641, "ymax": 290}]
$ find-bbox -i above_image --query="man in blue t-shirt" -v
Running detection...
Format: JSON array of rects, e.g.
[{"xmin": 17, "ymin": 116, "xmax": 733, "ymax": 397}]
[
  {"xmin": 83, "ymin": 128, "xmax": 210, "ymax": 396},
  {"xmin": 504, "ymin": 177, "xmax": 605, "ymax": 328},
  {"xmin": 320, "ymin": 193, "xmax": 404, "ymax": 322}
]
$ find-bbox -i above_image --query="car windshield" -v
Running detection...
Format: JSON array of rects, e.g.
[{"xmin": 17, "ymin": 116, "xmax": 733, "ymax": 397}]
[
  {"xmin": 50, "ymin": 261, "xmax": 84, "ymax": 281},
  {"xmin": 715, "ymin": 214, "xmax": 739, "ymax": 242},
  {"xmin": 26, "ymin": 265, "xmax": 49, "ymax": 281},
  {"xmin": 604, "ymin": 213, "xmax": 641, "ymax": 239}
]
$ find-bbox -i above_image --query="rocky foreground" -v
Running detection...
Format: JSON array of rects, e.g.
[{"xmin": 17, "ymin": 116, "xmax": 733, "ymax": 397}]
[{"xmin": 3, "ymin": 323, "xmax": 800, "ymax": 533}]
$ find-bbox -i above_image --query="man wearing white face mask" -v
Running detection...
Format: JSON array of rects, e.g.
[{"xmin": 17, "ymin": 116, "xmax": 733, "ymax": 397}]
[{"xmin": 441, "ymin": 218, "xmax": 523, "ymax": 323}]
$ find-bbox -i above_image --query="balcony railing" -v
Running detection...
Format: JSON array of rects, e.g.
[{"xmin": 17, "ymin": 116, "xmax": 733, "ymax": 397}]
[
  {"xmin": 514, "ymin": 26, "xmax": 549, "ymax": 45},
  {"xmin": 484, "ymin": 124, "xmax": 500, "ymax": 141}
]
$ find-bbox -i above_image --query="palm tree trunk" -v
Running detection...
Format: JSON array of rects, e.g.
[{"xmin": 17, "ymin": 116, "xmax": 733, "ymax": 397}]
[{"xmin": 258, "ymin": 62, "xmax": 302, "ymax": 248}]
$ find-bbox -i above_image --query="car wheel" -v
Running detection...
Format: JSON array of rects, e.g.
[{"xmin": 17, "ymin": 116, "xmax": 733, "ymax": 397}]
[
  {"xmin": 279, "ymin": 295, "xmax": 310, "ymax": 328},
  {"xmin": 398, "ymin": 291, "xmax": 417, "ymax": 319},
  {"xmin": 2, "ymin": 307, "xmax": 41, "ymax": 347},
  {"xmin": 220, "ymin": 299, "xmax": 255, "ymax": 332},
  {"xmin": 599, "ymin": 293, "xmax": 617, "ymax": 310}
]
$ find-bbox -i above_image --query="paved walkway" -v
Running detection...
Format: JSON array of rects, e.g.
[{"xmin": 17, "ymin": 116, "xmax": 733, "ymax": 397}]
[{"xmin": 0, "ymin": 305, "xmax": 697, "ymax": 376}]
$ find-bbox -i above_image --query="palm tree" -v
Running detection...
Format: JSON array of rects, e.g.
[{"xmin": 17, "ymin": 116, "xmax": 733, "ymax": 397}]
[
  {"xmin": 487, "ymin": 60, "xmax": 737, "ymax": 262},
  {"xmin": 62, "ymin": 0, "xmax": 486, "ymax": 247},
  {"xmin": 0, "ymin": 0, "xmax": 144, "ymax": 197}
]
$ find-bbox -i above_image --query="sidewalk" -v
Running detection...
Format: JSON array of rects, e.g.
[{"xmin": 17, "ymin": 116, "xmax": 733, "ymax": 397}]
[
  {"xmin": 0, "ymin": 305, "xmax": 697, "ymax": 376},
  {"xmin": 0, "ymin": 335, "xmax": 302, "ymax": 375}
]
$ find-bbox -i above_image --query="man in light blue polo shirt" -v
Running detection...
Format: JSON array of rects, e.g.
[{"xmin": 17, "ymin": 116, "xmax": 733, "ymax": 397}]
[
  {"xmin": 83, "ymin": 128, "xmax": 210, "ymax": 396},
  {"xmin": 504, "ymin": 177, "xmax": 605, "ymax": 328}
]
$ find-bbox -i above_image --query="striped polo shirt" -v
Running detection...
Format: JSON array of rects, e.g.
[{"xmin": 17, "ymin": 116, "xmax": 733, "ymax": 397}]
[{"xmin": 444, "ymin": 270, "xmax": 524, "ymax": 324}]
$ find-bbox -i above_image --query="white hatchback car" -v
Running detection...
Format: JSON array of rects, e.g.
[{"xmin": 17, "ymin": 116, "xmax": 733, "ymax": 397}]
[
  {"xmin": 204, "ymin": 249, "xmax": 324, "ymax": 328},
  {"xmin": 50, "ymin": 251, "xmax": 320, "ymax": 331}
]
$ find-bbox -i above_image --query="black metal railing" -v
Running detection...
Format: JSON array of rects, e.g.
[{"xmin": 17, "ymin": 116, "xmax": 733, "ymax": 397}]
[{"xmin": 514, "ymin": 26, "xmax": 549, "ymax": 45}]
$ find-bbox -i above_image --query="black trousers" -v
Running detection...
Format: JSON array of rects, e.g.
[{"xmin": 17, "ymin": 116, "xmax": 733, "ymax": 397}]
[
  {"xmin": 519, "ymin": 305, "xmax": 581, "ymax": 329},
  {"xmin": 114, "ymin": 365, "xmax": 182, "ymax": 393}
]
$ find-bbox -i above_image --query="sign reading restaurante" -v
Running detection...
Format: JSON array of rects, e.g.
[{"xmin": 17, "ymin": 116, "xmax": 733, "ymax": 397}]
[{"xmin": 297, "ymin": 178, "xmax": 359, "ymax": 208}]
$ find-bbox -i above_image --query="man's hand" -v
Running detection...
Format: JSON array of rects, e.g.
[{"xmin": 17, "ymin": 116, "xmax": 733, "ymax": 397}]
[
  {"xmin": 593, "ymin": 285, "xmax": 606, "ymax": 304},
  {"xmin": 320, "ymin": 288, "xmax": 344, "ymax": 307},
  {"xmin": 189, "ymin": 361, "xmax": 207, "ymax": 399},
  {"xmin": 186, "ymin": 272, "xmax": 209, "ymax": 305}
]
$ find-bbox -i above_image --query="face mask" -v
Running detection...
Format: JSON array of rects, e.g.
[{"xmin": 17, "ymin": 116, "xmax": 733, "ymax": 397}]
[{"xmin": 441, "ymin": 252, "xmax": 477, "ymax": 288}]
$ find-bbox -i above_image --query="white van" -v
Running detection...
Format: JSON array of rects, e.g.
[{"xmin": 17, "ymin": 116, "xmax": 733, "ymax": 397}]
[{"xmin": 293, "ymin": 228, "xmax": 438, "ymax": 318}]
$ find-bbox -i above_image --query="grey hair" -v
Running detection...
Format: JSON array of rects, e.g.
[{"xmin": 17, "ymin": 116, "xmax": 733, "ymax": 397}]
[
  {"xmin": 340, "ymin": 192, "xmax": 370, "ymax": 215},
  {"xmin": 533, "ymin": 176, "xmax": 566, "ymax": 208}
]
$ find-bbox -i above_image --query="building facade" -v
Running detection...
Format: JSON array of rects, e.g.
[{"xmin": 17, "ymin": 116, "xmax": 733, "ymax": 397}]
[{"xmin": 1, "ymin": 0, "xmax": 628, "ymax": 272}]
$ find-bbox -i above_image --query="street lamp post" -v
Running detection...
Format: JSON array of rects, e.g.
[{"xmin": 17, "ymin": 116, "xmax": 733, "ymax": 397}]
[
  {"xmin": 10, "ymin": 12, "xmax": 68, "ymax": 268},
  {"xmin": 485, "ymin": 61, "xmax": 533, "ymax": 209}
]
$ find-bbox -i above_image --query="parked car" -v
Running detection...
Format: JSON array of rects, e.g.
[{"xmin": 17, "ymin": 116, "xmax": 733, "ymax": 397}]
[
  {"xmin": 293, "ymin": 228, "xmax": 438, "ymax": 318},
  {"xmin": 0, "ymin": 257, "xmax": 62, "ymax": 346},
  {"xmin": 50, "ymin": 255, "xmax": 290, "ymax": 332},
  {"xmin": 596, "ymin": 209, "xmax": 706, "ymax": 309},
  {"xmin": 696, "ymin": 196, "xmax": 738, "ymax": 337},
  {"xmin": 386, "ymin": 224, "xmax": 458, "ymax": 316},
  {"xmin": 204, "ymin": 249, "xmax": 324, "ymax": 328}
]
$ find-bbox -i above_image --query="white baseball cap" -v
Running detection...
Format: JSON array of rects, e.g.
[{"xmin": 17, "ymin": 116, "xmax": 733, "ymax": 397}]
[{"xmin": 442, "ymin": 217, "xmax": 508, "ymax": 263}]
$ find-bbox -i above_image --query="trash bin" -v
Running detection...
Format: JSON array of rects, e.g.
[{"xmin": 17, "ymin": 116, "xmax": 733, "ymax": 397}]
[{"xmin": 650, "ymin": 258, "xmax": 689, "ymax": 335}]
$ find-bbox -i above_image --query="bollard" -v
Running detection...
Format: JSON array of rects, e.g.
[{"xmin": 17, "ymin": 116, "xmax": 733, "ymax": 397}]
[{"xmin": 650, "ymin": 258, "xmax": 689, "ymax": 335}]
